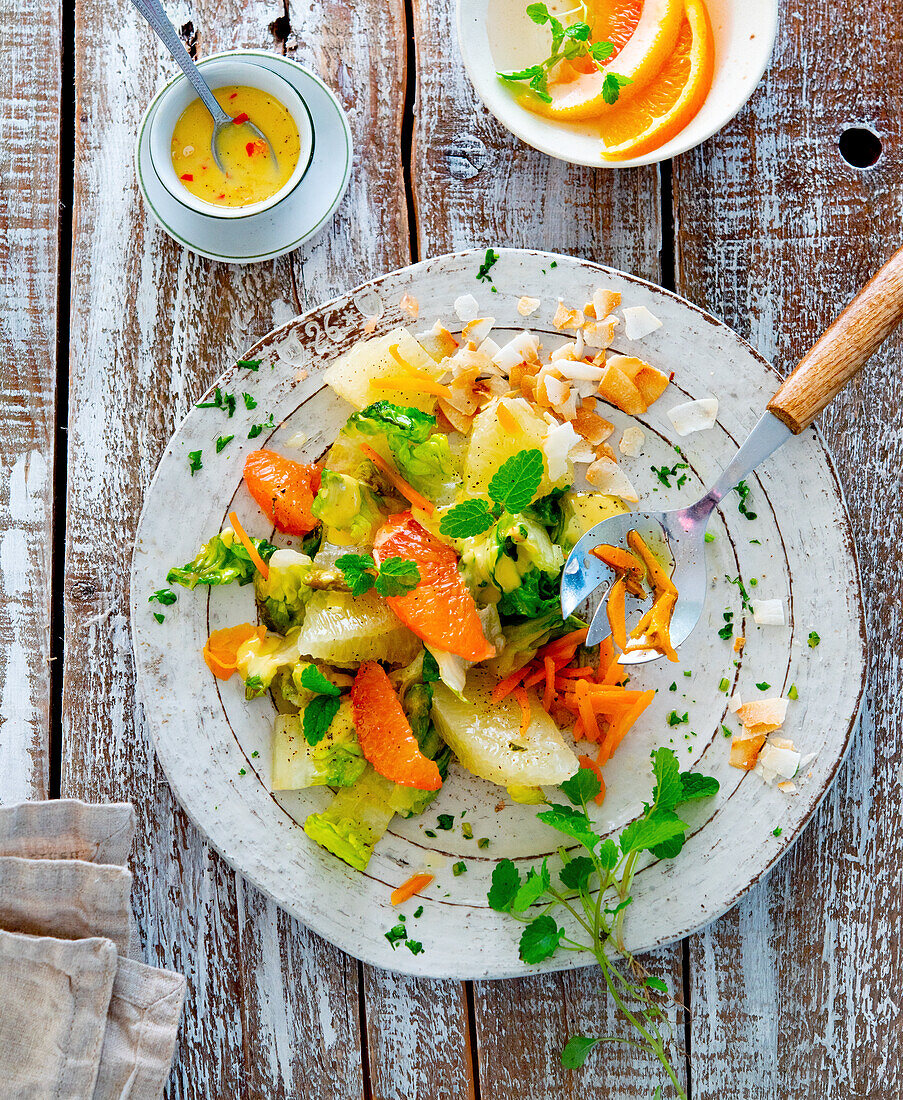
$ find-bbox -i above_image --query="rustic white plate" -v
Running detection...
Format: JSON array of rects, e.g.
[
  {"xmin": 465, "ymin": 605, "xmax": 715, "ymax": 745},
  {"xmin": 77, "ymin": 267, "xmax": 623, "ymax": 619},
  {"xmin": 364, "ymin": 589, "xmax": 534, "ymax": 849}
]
[{"xmin": 130, "ymin": 249, "xmax": 866, "ymax": 978}]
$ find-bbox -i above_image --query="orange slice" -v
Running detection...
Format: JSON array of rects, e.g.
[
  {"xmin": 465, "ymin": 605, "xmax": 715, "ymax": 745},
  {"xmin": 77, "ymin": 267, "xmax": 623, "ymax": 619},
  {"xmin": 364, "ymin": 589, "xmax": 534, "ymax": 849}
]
[
  {"xmin": 243, "ymin": 450, "xmax": 322, "ymax": 536},
  {"xmin": 373, "ymin": 512, "xmax": 495, "ymax": 662},
  {"xmin": 589, "ymin": 0, "xmax": 644, "ymax": 60},
  {"xmin": 599, "ymin": 0, "xmax": 714, "ymax": 159},
  {"xmin": 536, "ymin": 0, "xmax": 683, "ymax": 122},
  {"xmin": 351, "ymin": 660, "xmax": 443, "ymax": 790},
  {"xmin": 203, "ymin": 623, "xmax": 261, "ymax": 680}
]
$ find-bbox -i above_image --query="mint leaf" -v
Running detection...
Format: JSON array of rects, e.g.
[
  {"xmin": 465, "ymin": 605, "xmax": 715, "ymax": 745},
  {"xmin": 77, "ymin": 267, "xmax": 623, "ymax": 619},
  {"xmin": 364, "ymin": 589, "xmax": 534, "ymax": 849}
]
[
  {"xmin": 375, "ymin": 557, "xmax": 420, "ymax": 597},
  {"xmin": 619, "ymin": 811, "xmax": 687, "ymax": 855},
  {"xmin": 439, "ymin": 498, "xmax": 497, "ymax": 539},
  {"xmin": 537, "ymin": 804, "xmax": 599, "ymax": 848},
  {"xmin": 559, "ymin": 856, "xmax": 594, "ymax": 891},
  {"xmin": 215, "ymin": 434, "xmax": 234, "ymax": 453},
  {"xmin": 488, "ymin": 448, "xmax": 545, "ymax": 512},
  {"xmin": 563, "ymin": 20, "xmax": 590, "ymax": 39},
  {"xmin": 561, "ymin": 766, "xmax": 602, "ymax": 807},
  {"xmin": 677, "ymin": 772, "xmax": 720, "ymax": 804},
  {"xmin": 302, "ymin": 694, "xmax": 341, "ymax": 745},
  {"xmin": 498, "ymin": 65, "xmax": 545, "ymax": 82},
  {"xmin": 525, "ymin": 1, "xmax": 550, "ymax": 22},
  {"xmin": 651, "ymin": 747, "xmax": 682, "ymax": 813},
  {"xmin": 512, "ymin": 861, "xmax": 551, "ymax": 910},
  {"xmin": 488, "ymin": 859, "xmax": 521, "ymax": 911},
  {"xmin": 561, "ymin": 1035, "xmax": 604, "ymax": 1069},
  {"xmin": 336, "ymin": 553, "xmax": 377, "ymax": 597},
  {"xmin": 299, "ymin": 665, "xmax": 342, "ymax": 697},
  {"xmin": 590, "ymin": 40, "xmax": 615, "ymax": 61},
  {"xmin": 520, "ymin": 915, "xmax": 564, "ymax": 963},
  {"xmin": 602, "ymin": 72, "xmax": 632, "ymax": 105}
]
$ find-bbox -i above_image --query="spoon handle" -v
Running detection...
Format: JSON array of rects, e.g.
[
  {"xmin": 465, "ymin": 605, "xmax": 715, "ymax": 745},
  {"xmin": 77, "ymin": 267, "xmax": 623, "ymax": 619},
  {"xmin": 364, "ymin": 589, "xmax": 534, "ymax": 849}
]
[
  {"xmin": 767, "ymin": 244, "xmax": 903, "ymax": 433},
  {"xmin": 130, "ymin": 0, "xmax": 231, "ymax": 125}
]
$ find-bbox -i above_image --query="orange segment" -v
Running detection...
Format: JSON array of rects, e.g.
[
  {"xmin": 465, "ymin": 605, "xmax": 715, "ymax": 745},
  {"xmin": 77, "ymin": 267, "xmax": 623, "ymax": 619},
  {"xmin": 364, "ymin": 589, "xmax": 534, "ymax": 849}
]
[
  {"xmin": 599, "ymin": 0, "xmax": 714, "ymax": 159},
  {"xmin": 589, "ymin": 0, "xmax": 644, "ymax": 60},
  {"xmin": 243, "ymin": 450, "xmax": 322, "ymax": 536},
  {"xmin": 373, "ymin": 512, "xmax": 495, "ymax": 662},
  {"xmin": 203, "ymin": 623, "xmax": 261, "ymax": 680},
  {"xmin": 535, "ymin": 0, "xmax": 683, "ymax": 122},
  {"xmin": 351, "ymin": 661, "xmax": 443, "ymax": 790}
]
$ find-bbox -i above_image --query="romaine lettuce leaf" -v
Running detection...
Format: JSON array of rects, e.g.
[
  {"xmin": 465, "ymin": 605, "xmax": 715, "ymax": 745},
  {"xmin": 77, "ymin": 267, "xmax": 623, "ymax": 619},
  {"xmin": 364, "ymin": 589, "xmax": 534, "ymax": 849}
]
[
  {"xmin": 271, "ymin": 705, "xmax": 366, "ymax": 790},
  {"xmin": 254, "ymin": 549, "xmax": 314, "ymax": 634},
  {"xmin": 167, "ymin": 529, "xmax": 277, "ymax": 590},
  {"xmin": 311, "ymin": 470, "xmax": 385, "ymax": 547}
]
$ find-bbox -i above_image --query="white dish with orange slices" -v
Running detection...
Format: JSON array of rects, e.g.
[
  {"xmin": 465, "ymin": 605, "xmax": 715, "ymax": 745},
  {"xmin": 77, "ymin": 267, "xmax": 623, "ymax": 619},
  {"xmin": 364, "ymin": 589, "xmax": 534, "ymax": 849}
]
[
  {"xmin": 130, "ymin": 249, "xmax": 864, "ymax": 978},
  {"xmin": 457, "ymin": 0, "xmax": 779, "ymax": 166}
]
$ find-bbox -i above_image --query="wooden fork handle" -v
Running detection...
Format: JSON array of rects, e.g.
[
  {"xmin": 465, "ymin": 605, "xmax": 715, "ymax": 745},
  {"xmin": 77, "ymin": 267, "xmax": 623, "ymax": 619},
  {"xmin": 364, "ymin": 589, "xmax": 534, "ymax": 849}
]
[{"xmin": 767, "ymin": 244, "xmax": 903, "ymax": 433}]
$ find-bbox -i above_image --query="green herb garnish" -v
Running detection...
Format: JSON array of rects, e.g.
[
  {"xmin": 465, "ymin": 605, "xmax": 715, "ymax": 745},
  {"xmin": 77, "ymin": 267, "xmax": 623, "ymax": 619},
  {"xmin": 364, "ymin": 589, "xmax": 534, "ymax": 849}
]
[
  {"xmin": 440, "ymin": 448, "xmax": 545, "ymax": 538},
  {"xmin": 476, "ymin": 248, "xmax": 500, "ymax": 283},
  {"xmin": 452, "ymin": 861, "xmax": 467, "ymax": 876},
  {"xmin": 149, "ymin": 589, "xmax": 177, "ymax": 606},
  {"xmin": 188, "ymin": 450, "xmax": 202, "ymax": 475},
  {"xmin": 153, "ymin": 612, "xmax": 165, "ymax": 623},
  {"xmin": 788, "ymin": 684, "xmax": 798, "ymax": 700},
  {"xmin": 735, "ymin": 480, "xmax": 757, "ymax": 520},
  {"xmin": 808, "ymin": 631, "xmax": 820, "ymax": 648},
  {"xmin": 335, "ymin": 553, "xmax": 421, "ymax": 597},
  {"xmin": 215, "ymin": 435, "xmax": 234, "ymax": 453},
  {"xmin": 242, "ymin": 392, "xmax": 257, "ymax": 410},
  {"xmin": 237, "ymin": 358, "xmax": 261, "ymax": 371}
]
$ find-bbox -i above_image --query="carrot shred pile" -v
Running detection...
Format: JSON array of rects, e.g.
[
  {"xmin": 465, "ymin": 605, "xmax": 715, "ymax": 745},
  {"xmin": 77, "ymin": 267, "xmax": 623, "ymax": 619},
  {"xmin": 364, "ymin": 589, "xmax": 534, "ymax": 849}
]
[
  {"xmin": 490, "ymin": 626, "xmax": 655, "ymax": 801},
  {"xmin": 360, "ymin": 444, "xmax": 435, "ymax": 515},
  {"xmin": 391, "ymin": 872, "xmax": 435, "ymax": 905}
]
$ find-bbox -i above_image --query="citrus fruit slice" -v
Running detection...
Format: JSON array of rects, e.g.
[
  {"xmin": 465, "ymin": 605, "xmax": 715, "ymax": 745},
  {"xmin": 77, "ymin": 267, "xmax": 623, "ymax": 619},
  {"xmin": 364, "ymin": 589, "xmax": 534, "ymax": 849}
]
[
  {"xmin": 243, "ymin": 449, "xmax": 322, "ymax": 536},
  {"xmin": 351, "ymin": 661, "xmax": 443, "ymax": 790},
  {"xmin": 295, "ymin": 589, "xmax": 422, "ymax": 667},
  {"xmin": 589, "ymin": 0, "xmax": 644, "ymax": 60},
  {"xmin": 536, "ymin": 0, "xmax": 683, "ymax": 122},
  {"xmin": 203, "ymin": 623, "xmax": 261, "ymax": 679},
  {"xmin": 373, "ymin": 512, "xmax": 495, "ymax": 662},
  {"xmin": 599, "ymin": 0, "xmax": 714, "ymax": 159}
]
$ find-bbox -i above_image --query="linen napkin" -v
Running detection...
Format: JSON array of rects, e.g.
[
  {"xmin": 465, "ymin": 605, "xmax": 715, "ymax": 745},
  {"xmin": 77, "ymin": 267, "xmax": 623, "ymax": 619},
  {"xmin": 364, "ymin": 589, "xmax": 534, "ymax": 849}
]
[{"xmin": 0, "ymin": 799, "xmax": 186, "ymax": 1100}]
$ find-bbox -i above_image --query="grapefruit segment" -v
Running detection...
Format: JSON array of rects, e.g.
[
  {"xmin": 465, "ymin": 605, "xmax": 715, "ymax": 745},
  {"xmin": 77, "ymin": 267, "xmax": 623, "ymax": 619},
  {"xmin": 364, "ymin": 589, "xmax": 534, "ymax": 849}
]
[
  {"xmin": 599, "ymin": 0, "xmax": 714, "ymax": 158},
  {"xmin": 373, "ymin": 512, "xmax": 495, "ymax": 662},
  {"xmin": 351, "ymin": 661, "xmax": 443, "ymax": 790},
  {"xmin": 244, "ymin": 450, "xmax": 322, "ymax": 536}
]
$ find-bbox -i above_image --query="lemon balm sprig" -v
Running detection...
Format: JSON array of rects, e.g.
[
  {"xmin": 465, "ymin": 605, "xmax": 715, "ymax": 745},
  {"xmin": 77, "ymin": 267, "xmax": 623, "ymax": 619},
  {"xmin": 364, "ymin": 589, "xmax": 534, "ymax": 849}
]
[{"xmin": 497, "ymin": 3, "xmax": 632, "ymax": 106}]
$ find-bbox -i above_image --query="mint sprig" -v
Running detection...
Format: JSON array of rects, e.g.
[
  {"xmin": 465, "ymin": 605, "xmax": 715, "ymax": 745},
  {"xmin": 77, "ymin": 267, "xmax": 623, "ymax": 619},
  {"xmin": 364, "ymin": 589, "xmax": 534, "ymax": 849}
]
[
  {"xmin": 299, "ymin": 664, "xmax": 345, "ymax": 745},
  {"xmin": 497, "ymin": 3, "xmax": 632, "ymax": 106},
  {"xmin": 439, "ymin": 448, "xmax": 545, "ymax": 539},
  {"xmin": 486, "ymin": 748, "xmax": 719, "ymax": 1094},
  {"xmin": 336, "ymin": 553, "xmax": 421, "ymax": 597}
]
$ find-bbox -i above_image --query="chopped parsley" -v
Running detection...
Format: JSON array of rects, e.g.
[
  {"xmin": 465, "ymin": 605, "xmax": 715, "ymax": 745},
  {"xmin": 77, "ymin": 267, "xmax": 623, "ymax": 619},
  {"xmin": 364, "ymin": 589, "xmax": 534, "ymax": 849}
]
[
  {"xmin": 669, "ymin": 682, "xmax": 677, "ymax": 692},
  {"xmin": 772, "ymin": 827, "xmax": 782, "ymax": 837},
  {"xmin": 153, "ymin": 612, "xmax": 165, "ymax": 623},
  {"xmin": 718, "ymin": 611, "xmax": 734, "ymax": 640},
  {"xmin": 721, "ymin": 725, "xmax": 733, "ymax": 738},
  {"xmin": 149, "ymin": 589, "xmax": 177, "ymax": 606},
  {"xmin": 237, "ymin": 358, "xmax": 261, "ymax": 371},
  {"xmin": 808, "ymin": 631, "xmax": 820, "ymax": 648},
  {"xmin": 666, "ymin": 711, "xmax": 688, "ymax": 727},
  {"xmin": 452, "ymin": 861, "xmax": 467, "ymax": 876},
  {"xmin": 651, "ymin": 462, "xmax": 689, "ymax": 489},
  {"xmin": 718, "ymin": 677, "xmax": 730, "ymax": 693},
  {"xmin": 462, "ymin": 822, "xmax": 474, "ymax": 840},
  {"xmin": 195, "ymin": 386, "xmax": 237, "ymax": 417},
  {"xmin": 414, "ymin": 906, "xmax": 424, "ymax": 918},
  {"xmin": 436, "ymin": 814, "xmax": 455, "ymax": 831},
  {"xmin": 242, "ymin": 392, "xmax": 257, "ymax": 410},
  {"xmin": 405, "ymin": 939, "xmax": 424, "ymax": 955},
  {"xmin": 476, "ymin": 247, "xmax": 500, "ymax": 283},
  {"xmin": 215, "ymin": 435, "xmax": 234, "ymax": 453},
  {"xmin": 735, "ymin": 480, "xmax": 757, "ymax": 520},
  {"xmin": 788, "ymin": 684, "xmax": 799, "ymax": 700},
  {"xmin": 755, "ymin": 682, "xmax": 771, "ymax": 692},
  {"xmin": 385, "ymin": 923, "xmax": 407, "ymax": 948},
  {"xmin": 704, "ymin": 532, "xmax": 715, "ymax": 543},
  {"xmin": 477, "ymin": 838, "xmax": 490, "ymax": 849},
  {"xmin": 188, "ymin": 450, "xmax": 202, "ymax": 475},
  {"xmin": 725, "ymin": 574, "xmax": 752, "ymax": 611}
]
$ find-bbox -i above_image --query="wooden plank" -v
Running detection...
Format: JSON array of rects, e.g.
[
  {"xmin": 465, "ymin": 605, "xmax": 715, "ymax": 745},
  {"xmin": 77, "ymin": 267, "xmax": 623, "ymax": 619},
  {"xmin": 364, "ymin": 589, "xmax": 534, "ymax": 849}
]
[
  {"xmin": 63, "ymin": 1, "xmax": 409, "ymax": 1096},
  {"xmin": 0, "ymin": 0, "xmax": 61, "ymax": 803},
  {"xmin": 409, "ymin": 0, "xmax": 684, "ymax": 1093},
  {"xmin": 674, "ymin": 4, "xmax": 903, "ymax": 1095}
]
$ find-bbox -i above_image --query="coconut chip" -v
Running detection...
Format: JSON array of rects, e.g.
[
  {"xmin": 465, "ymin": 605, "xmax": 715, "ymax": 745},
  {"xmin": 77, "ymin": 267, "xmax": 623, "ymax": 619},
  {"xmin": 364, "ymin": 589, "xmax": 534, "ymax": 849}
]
[
  {"xmin": 730, "ymin": 729, "xmax": 767, "ymax": 770},
  {"xmin": 591, "ymin": 288, "xmax": 621, "ymax": 320},
  {"xmin": 585, "ymin": 457, "xmax": 639, "ymax": 502},
  {"xmin": 518, "ymin": 296, "xmax": 541, "ymax": 317},
  {"xmin": 583, "ymin": 315, "xmax": 618, "ymax": 350},
  {"xmin": 399, "ymin": 292, "xmax": 419, "ymax": 321},
  {"xmin": 751, "ymin": 599, "xmax": 785, "ymax": 627},
  {"xmin": 454, "ymin": 294, "xmax": 480, "ymax": 323},
  {"xmin": 667, "ymin": 398, "xmax": 719, "ymax": 436},
  {"xmin": 622, "ymin": 305, "xmax": 663, "ymax": 340},
  {"xmin": 553, "ymin": 300, "xmax": 583, "ymax": 330},
  {"xmin": 736, "ymin": 697, "xmax": 788, "ymax": 735},
  {"xmin": 619, "ymin": 425, "xmax": 645, "ymax": 457},
  {"xmin": 727, "ymin": 693, "xmax": 743, "ymax": 713},
  {"xmin": 463, "ymin": 317, "xmax": 495, "ymax": 346},
  {"xmin": 544, "ymin": 420, "xmax": 580, "ymax": 481},
  {"xmin": 573, "ymin": 398, "xmax": 614, "ymax": 445}
]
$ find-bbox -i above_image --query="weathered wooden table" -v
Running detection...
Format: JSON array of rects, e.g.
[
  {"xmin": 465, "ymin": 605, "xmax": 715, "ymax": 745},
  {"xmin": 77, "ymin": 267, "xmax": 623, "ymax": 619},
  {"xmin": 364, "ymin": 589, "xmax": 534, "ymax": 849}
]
[{"xmin": 4, "ymin": 0, "xmax": 899, "ymax": 1094}]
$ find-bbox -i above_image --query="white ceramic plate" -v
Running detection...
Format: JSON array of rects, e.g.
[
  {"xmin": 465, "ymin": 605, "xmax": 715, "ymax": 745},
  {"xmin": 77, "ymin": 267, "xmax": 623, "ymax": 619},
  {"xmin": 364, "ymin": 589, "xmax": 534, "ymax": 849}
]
[
  {"xmin": 456, "ymin": 0, "xmax": 779, "ymax": 167},
  {"xmin": 135, "ymin": 50, "xmax": 352, "ymax": 263},
  {"xmin": 131, "ymin": 249, "xmax": 865, "ymax": 978}
]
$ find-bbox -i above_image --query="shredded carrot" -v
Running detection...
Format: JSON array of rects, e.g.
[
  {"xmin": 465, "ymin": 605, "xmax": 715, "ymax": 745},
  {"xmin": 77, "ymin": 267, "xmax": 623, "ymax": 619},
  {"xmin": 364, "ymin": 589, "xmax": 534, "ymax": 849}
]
[
  {"xmin": 574, "ymin": 679, "xmax": 601, "ymax": 741},
  {"xmin": 543, "ymin": 656, "xmax": 556, "ymax": 712},
  {"xmin": 391, "ymin": 872, "xmax": 435, "ymax": 906},
  {"xmin": 523, "ymin": 666, "xmax": 546, "ymax": 689},
  {"xmin": 372, "ymin": 375, "xmax": 453, "ymax": 400},
  {"xmin": 596, "ymin": 637, "xmax": 616, "ymax": 681},
  {"xmin": 228, "ymin": 511, "xmax": 270, "ymax": 580},
  {"xmin": 492, "ymin": 665, "xmax": 530, "ymax": 701},
  {"xmin": 360, "ymin": 444, "xmax": 435, "ymax": 515},
  {"xmin": 497, "ymin": 402, "xmax": 519, "ymax": 435},
  {"xmin": 599, "ymin": 689, "xmax": 655, "ymax": 763},
  {"xmin": 607, "ymin": 575, "xmax": 628, "ymax": 651},
  {"xmin": 577, "ymin": 755, "xmax": 606, "ymax": 805},
  {"xmin": 555, "ymin": 666, "xmax": 595, "ymax": 679},
  {"xmin": 627, "ymin": 530, "xmax": 676, "ymax": 595},
  {"xmin": 512, "ymin": 685, "xmax": 532, "ymax": 736},
  {"xmin": 540, "ymin": 628, "xmax": 588, "ymax": 655}
]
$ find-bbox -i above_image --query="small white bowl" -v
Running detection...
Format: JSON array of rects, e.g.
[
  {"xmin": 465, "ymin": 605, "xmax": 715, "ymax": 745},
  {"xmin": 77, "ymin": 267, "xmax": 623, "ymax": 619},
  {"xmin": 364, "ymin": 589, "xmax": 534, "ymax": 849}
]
[
  {"xmin": 149, "ymin": 57, "xmax": 315, "ymax": 218},
  {"xmin": 456, "ymin": 0, "xmax": 779, "ymax": 167}
]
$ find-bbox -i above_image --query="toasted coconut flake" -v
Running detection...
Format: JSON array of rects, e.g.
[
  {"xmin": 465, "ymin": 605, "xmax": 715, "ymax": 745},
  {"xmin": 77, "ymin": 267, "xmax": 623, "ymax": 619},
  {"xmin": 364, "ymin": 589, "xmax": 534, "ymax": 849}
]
[
  {"xmin": 437, "ymin": 397, "xmax": 474, "ymax": 434},
  {"xmin": 463, "ymin": 316, "xmax": 495, "ymax": 345},
  {"xmin": 478, "ymin": 336, "xmax": 501, "ymax": 361},
  {"xmin": 736, "ymin": 698, "xmax": 788, "ymax": 734},
  {"xmin": 598, "ymin": 361, "xmax": 646, "ymax": 416},
  {"xmin": 556, "ymin": 360, "xmax": 605, "ymax": 382},
  {"xmin": 569, "ymin": 445, "xmax": 596, "ymax": 464},
  {"xmin": 592, "ymin": 288, "xmax": 621, "ymax": 320},
  {"xmin": 777, "ymin": 780, "xmax": 798, "ymax": 794},
  {"xmin": 757, "ymin": 743, "xmax": 801, "ymax": 779},
  {"xmin": 518, "ymin": 295, "xmax": 541, "ymax": 317},
  {"xmin": 574, "ymin": 379, "xmax": 598, "ymax": 401},
  {"xmin": 573, "ymin": 399, "xmax": 614, "ymax": 445},
  {"xmin": 399, "ymin": 292, "xmax": 419, "ymax": 321},
  {"xmin": 751, "ymin": 599, "xmax": 785, "ymax": 626},
  {"xmin": 484, "ymin": 374, "xmax": 510, "ymax": 396},
  {"xmin": 417, "ymin": 320, "xmax": 459, "ymax": 362},
  {"xmin": 544, "ymin": 420, "xmax": 579, "ymax": 481},
  {"xmin": 727, "ymin": 693, "xmax": 743, "ymax": 713},
  {"xmin": 623, "ymin": 304, "xmax": 663, "ymax": 340},
  {"xmin": 553, "ymin": 300, "xmax": 583, "ymax": 330},
  {"xmin": 550, "ymin": 341, "xmax": 579, "ymax": 363},
  {"xmin": 609, "ymin": 355, "xmax": 669, "ymax": 407},
  {"xmin": 544, "ymin": 374, "xmax": 570, "ymax": 408},
  {"xmin": 730, "ymin": 730, "xmax": 767, "ymax": 770},
  {"xmin": 586, "ymin": 457, "xmax": 639, "ymax": 502},
  {"xmin": 619, "ymin": 425, "xmax": 646, "ymax": 457},
  {"xmin": 454, "ymin": 293, "xmax": 480, "ymax": 323},
  {"xmin": 583, "ymin": 315, "xmax": 618, "ymax": 350},
  {"xmin": 555, "ymin": 389, "xmax": 579, "ymax": 421},
  {"xmin": 667, "ymin": 397, "xmax": 719, "ymax": 436},
  {"xmin": 769, "ymin": 736, "xmax": 796, "ymax": 751}
]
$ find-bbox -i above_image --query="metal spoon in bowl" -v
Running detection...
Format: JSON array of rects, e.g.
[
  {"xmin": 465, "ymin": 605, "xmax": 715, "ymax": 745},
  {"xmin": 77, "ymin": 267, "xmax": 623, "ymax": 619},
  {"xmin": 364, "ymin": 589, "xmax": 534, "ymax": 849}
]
[
  {"xmin": 561, "ymin": 245, "xmax": 903, "ymax": 663},
  {"xmin": 130, "ymin": 0, "xmax": 277, "ymax": 174}
]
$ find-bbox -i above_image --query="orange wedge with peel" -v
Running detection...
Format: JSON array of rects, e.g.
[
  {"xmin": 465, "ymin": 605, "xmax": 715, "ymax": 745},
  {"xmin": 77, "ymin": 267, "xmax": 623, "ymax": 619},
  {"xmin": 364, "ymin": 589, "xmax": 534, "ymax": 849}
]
[
  {"xmin": 535, "ymin": 0, "xmax": 683, "ymax": 122},
  {"xmin": 599, "ymin": 0, "xmax": 714, "ymax": 159}
]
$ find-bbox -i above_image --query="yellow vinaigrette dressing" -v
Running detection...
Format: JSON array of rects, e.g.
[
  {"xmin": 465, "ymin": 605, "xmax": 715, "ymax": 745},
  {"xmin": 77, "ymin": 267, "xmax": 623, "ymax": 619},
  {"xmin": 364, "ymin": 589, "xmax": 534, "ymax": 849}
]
[{"xmin": 171, "ymin": 85, "xmax": 300, "ymax": 207}]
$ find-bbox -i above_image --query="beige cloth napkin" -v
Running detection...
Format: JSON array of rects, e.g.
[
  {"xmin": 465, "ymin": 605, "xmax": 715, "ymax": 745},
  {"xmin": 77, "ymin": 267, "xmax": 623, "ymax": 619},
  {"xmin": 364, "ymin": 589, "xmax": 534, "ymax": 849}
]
[{"xmin": 0, "ymin": 800, "xmax": 185, "ymax": 1099}]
